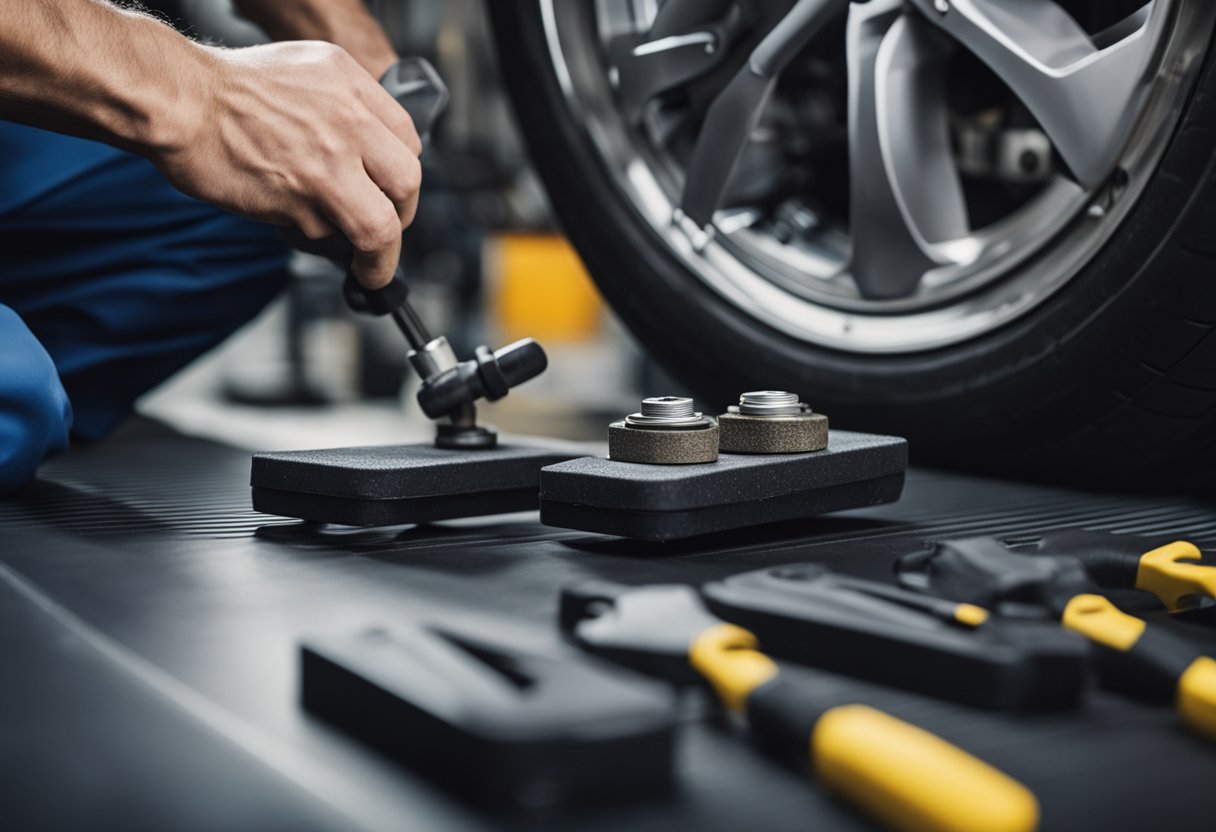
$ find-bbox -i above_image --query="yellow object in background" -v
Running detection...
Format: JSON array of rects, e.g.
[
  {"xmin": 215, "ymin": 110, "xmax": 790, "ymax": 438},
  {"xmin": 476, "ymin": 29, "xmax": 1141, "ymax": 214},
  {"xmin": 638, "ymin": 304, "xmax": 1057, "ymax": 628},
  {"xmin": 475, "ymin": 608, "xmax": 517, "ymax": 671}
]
[{"xmin": 490, "ymin": 233, "xmax": 603, "ymax": 343}]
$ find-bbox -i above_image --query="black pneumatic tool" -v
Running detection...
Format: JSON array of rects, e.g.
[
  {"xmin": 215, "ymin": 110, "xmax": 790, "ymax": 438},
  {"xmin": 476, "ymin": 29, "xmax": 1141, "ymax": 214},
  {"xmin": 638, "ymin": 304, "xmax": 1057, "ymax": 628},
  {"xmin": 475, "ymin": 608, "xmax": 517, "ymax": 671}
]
[
  {"xmin": 560, "ymin": 581, "xmax": 1039, "ymax": 832},
  {"xmin": 898, "ymin": 537, "xmax": 1216, "ymax": 742},
  {"xmin": 251, "ymin": 58, "xmax": 582, "ymax": 527},
  {"xmin": 701, "ymin": 564, "xmax": 1087, "ymax": 710}
]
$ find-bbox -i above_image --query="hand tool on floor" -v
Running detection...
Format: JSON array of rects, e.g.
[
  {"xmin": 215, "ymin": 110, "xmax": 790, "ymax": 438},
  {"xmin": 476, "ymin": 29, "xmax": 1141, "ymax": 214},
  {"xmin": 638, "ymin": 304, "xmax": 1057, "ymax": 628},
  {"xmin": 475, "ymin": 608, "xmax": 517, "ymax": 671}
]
[
  {"xmin": 1025, "ymin": 529, "xmax": 1215, "ymax": 613},
  {"xmin": 701, "ymin": 564, "xmax": 1087, "ymax": 710},
  {"xmin": 301, "ymin": 624, "xmax": 677, "ymax": 811},
  {"xmin": 560, "ymin": 581, "xmax": 1039, "ymax": 832},
  {"xmin": 253, "ymin": 58, "xmax": 581, "ymax": 527},
  {"xmin": 898, "ymin": 537, "xmax": 1216, "ymax": 741}
]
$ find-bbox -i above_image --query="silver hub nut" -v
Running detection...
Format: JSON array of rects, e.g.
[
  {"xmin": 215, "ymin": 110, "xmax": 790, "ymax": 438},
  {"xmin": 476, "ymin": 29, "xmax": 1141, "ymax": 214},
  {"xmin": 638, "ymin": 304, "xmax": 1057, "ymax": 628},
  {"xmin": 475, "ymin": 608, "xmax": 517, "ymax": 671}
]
[
  {"xmin": 609, "ymin": 396, "xmax": 719, "ymax": 464},
  {"xmin": 718, "ymin": 391, "xmax": 828, "ymax": 454}
]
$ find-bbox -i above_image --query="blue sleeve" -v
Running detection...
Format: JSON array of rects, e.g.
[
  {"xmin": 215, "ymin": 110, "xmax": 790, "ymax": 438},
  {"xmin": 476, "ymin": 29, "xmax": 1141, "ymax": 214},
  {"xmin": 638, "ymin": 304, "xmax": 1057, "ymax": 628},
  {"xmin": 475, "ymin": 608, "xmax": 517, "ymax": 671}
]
[{"xmin": 0, "ymin": 305, "xmax": 73, "ymax": 494}]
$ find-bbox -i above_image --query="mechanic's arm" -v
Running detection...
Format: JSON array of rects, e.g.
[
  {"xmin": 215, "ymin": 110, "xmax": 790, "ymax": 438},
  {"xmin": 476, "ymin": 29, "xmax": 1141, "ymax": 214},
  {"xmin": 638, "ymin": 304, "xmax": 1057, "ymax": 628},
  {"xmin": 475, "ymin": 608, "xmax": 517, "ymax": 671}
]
[
  {"xmin": 233, "ymin": 0, "xmax": 399, "ymax": 79},
  {"xmin": 0, "ymin": 0, "xmax": 419, "ymax": 289}
]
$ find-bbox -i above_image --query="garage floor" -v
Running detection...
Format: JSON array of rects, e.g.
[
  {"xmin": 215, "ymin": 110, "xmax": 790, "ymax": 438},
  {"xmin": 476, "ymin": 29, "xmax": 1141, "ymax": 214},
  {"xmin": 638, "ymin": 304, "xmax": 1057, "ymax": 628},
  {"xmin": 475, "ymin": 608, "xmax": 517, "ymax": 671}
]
[{"xmin": 3, "ymin": 419, "xmax": 1216, "ymax": 831}]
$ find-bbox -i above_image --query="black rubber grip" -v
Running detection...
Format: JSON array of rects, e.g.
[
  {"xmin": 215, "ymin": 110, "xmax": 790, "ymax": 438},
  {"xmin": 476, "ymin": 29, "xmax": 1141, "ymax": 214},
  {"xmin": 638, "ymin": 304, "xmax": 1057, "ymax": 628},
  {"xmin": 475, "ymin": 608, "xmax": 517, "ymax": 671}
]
[
  {"xmin": 343, "ymin": 270, "xmax": 409, "ymax": 316},
  {"xmin": 494, "ymin": 339, "xmax": 548, "ymax": 388},
  {"xmin": 1035, "ymin": 530, "xmax": 1143, "ymax": 589},
  {"xmin": 1095, "ymin": 625, "xmax": 1206, "ymax": 702}
]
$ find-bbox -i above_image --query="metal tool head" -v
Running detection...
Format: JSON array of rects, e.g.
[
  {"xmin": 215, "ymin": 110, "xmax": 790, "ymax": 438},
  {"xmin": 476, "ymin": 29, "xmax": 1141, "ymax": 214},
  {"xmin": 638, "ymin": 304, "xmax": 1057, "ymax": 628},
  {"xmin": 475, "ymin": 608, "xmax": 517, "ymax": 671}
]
[
  {"xmin": 897, "ymin": 536, "xmax": 1095, "ymax": 618},
  {"xmin": 380, "ymin": 56, "xmax": 450, "ymax": 144},
  {"xmin": 559, "ymin": 581, "xmax": 723, "ymax": 685}
]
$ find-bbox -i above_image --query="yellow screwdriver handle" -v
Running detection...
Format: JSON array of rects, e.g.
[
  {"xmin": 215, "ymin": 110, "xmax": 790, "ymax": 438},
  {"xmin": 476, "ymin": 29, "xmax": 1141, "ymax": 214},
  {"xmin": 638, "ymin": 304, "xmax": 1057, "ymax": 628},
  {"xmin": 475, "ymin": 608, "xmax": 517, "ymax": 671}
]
[
  {"xmin": 689, "ymin": 623, "xmax": 778, "ymax": 713},
  {"xmin": 1062, "ymin": 594, "xmax": 1216, "ymax": 741},
  {"xmin": 1135, "ymin": 541, "xmax": 1215, "ymax": 612},
  {"xmin": 1178, "ymin": 657, "xmax": 1216, "ymax": 742},
  {"xmin": 1060, "ymin": 594, "xmax": 1145, "ymax": 650},
  {"xmin": 812, "ymin": 705, "xmax": 1039, "ymax": 832}
]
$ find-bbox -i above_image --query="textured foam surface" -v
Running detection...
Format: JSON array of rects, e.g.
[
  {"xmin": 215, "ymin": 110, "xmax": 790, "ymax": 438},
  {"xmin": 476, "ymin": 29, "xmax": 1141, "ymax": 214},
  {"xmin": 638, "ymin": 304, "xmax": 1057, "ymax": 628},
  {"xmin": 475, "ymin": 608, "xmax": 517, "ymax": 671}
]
[
  {"xmin": 540, "ymin": 431, "xmax": 906, "ymax": 511},
  {"xmin": 252, "ymin": 443, "xmax": 581, "ymax": 499},
  {"xmin": 251, "ymin": 442, "xmax": 585, "ymax": 526},
  {"xmin": 538, "ymin": 431, "xmax": 908, "ymax": 540}
]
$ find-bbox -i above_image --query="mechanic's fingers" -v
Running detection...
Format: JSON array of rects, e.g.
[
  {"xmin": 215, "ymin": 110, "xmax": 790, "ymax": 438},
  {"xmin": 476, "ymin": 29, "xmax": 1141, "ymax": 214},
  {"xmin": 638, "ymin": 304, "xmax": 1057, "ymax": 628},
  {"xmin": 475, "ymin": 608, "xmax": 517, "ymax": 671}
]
[
  {"xmin": 362, "ymin": 79, "xmax": 423, "ymax": 157},
  {"xmin": 294, "ymin": 207, "xmax": 338, "ymax": 241},
  {"xmin": 397, "ymin": 187, "xmax": 421, "ymax": 231},
  {"xmin": 351, "ymin": 239, "xmax": 401, "ymax": 291},
  {"xmin": 323, "ymin": 172, "xmax": 404, "ymax": 290},
  {"xmin": 361, "ymin": 118, "xmax": 424, "ymax": 215}
]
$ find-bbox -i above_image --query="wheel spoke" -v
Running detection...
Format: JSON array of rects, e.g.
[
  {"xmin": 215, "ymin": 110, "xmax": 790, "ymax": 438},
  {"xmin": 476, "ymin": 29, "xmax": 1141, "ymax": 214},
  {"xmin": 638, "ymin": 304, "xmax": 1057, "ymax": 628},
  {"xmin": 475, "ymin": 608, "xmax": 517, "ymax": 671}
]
[
  {"xmin": 911, "ymin": 0, "xmax": 1165, "ymax": 188},
  {"xmin": 848, "ymin": 0, "xmax": 970, "ymax": 299},
  {"xmin": 606, "ymin": 0, "xmax": 746, "ymax": 121},
  {"xmin": 678, "ymin": 0, "xmax": 849, "ymax": 228}
]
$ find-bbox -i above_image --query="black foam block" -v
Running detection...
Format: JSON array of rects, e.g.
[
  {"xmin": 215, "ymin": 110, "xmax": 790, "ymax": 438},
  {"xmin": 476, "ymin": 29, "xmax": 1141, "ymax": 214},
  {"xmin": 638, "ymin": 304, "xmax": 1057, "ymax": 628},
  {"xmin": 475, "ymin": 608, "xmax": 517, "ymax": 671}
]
[
  {"xmin": 301, "ymin": 626, "xmax": 676, "ymax": 811},
  {"xmin": 538, "ymin": 430, "xmax": 907, "ymax": 540},
  {"xmin": 251, "ymin": 443, "xmax": 583, "ymax": 526}
]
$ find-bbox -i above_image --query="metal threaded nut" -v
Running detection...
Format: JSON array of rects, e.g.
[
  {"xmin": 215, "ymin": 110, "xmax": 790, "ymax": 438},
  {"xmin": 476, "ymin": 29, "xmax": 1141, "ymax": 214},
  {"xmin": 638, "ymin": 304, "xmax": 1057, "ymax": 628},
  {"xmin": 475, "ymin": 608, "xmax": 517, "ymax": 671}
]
[
  {"xmin": 642, "ymin": 396, "xmax": 693, "ymax": 418},
  {"xmin": 737, "ymin": 391, "xmax": 802, "ymax": 416},
  {"xmin": 610, "ymin": 396, "xmax": 719, "ymax": 464},
  {"xmin": 719, "ymin": 391, "xmax": 828, "ymax": 454}
]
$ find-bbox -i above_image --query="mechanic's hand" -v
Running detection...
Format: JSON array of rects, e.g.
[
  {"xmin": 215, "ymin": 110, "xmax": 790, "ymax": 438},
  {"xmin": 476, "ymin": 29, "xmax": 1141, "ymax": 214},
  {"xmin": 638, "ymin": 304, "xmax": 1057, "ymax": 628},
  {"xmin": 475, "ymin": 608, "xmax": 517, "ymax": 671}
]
[{"xmin": 155, "ymin": 42, "xmax": 421, "ymax": 289}]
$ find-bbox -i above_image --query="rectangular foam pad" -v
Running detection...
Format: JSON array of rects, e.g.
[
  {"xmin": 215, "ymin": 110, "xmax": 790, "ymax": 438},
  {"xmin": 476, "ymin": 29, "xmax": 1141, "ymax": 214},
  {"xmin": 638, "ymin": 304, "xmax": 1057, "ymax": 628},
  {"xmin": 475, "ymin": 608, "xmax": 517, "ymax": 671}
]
[
  {"xmin": 538, "ymin": 430, "xmax": 907, "ymax": 540},
  {"xmin": 252, "ymin": 443, "xmax": 583, "ymax": 526}
]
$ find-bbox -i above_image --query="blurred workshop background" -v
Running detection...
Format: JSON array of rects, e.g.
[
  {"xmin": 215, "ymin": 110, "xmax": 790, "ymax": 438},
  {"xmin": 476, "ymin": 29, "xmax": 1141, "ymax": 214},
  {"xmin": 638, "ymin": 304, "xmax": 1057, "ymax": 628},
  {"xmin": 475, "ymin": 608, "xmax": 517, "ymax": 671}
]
[{"xmin": 137, "ymin": 0, "xmax": 675, "ymax": 451}]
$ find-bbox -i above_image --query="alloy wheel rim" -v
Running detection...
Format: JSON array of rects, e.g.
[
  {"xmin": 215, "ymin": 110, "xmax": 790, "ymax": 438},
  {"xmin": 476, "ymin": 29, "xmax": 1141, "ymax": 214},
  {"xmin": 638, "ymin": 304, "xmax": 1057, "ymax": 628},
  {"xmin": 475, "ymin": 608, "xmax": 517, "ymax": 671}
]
[{"xmin": 539, "ymin": 0, "xmax": 1214, "ymax": 353}]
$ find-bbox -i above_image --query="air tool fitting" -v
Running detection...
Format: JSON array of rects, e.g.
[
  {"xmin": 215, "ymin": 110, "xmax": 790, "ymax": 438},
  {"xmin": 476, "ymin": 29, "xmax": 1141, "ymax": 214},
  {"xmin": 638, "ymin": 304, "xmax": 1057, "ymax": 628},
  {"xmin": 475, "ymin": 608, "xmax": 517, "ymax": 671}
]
[
  {"xmin": 717, "ymin": 391, "xmax": 827, "ymax": 454},
  {"xmin": 283, "ymin": 57, "xmax": 549, "ymax": 451},
  {"xmin": 608, "ymin": 397, "xmax": 719, "ymax": 464},
  {"xmin": 346, "ymin": 272, "xmax": 547, "ymax": 450}
]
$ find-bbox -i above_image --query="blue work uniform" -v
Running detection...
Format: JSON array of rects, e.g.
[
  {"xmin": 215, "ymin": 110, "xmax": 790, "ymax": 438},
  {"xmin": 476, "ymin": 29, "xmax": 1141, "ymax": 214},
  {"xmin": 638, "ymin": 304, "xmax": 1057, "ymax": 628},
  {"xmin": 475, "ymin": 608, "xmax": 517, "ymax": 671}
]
[{"xmin": 0, "ymin": 124, "xmax": 290, "ymax": 492}]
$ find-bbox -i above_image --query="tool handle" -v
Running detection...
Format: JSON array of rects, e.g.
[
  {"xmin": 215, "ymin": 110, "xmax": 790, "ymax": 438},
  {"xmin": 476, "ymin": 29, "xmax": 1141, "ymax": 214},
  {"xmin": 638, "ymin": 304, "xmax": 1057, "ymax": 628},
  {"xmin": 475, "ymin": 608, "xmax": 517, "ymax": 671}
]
[
  {"xmin": 342, "ymin": 269, "xmax": 409, "ymax": 316},
  {"xmin": 689, "ymin": 624, "xmax": 1038, "ymax": 832},
  {"xmin": 810, "ymin": 703, "xmax": 1039, "ymax": 832},
  {"xmin": 1062, "ymin": 594, "xmax": 1216, "ymax": 739},
  {"xmin": 1134, "ymin": 541, "xmax": 1214, "ymax": 612},
  {"xmin": 1036, "ymin": 531, "xmax": 1213, "ymax": 611}
]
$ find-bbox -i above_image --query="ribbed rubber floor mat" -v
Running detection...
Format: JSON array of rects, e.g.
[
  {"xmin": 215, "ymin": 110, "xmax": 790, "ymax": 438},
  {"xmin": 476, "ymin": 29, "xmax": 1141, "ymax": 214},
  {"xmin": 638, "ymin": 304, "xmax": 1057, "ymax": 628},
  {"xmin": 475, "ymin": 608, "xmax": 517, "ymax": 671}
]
[
  {"xmin": 1, "ymin": 419, "xmax": 1213, "ymax": 549},
  {"xmin": 0, "ymin": 420, "xmax": 294, "ymax": 539}
]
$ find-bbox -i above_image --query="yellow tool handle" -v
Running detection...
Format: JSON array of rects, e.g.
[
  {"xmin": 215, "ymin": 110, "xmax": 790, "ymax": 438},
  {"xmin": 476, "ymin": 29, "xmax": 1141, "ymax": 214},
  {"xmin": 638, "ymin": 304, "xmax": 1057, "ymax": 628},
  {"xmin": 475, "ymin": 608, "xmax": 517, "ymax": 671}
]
[
  {"xmin": 1177, "ymin": 656, "xmax": 1216, "ymax": 742},
  {"xmin": 690, "ymin": 623, "xmax": 1039, "ymax": 832},
  {"xmin": 689, "ymin": 622, "xmax": 778, "ymax": 713},
  {"xmin": 812, "ymin": 704, "xmax": 1039, "ymax": 832},
  {"xmin": 1062, "ymin": 593, "xmax": 1216, "ymax": 740},
  {"xmin": 1134, "ymin": 541, "xmax": 1215, "ymax": 612},
  {"xmin": 1060, "ymin": 594, "xmax": 1145, "ymax": 651}
]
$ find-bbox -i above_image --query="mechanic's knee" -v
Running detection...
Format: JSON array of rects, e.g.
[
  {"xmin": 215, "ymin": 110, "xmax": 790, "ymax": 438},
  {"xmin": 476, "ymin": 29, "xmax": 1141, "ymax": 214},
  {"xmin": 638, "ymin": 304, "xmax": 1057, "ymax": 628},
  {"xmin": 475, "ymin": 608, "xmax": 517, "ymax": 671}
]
[{"xmin": 0, "ymin": 306, "xmax": 73, "ymax": 494}]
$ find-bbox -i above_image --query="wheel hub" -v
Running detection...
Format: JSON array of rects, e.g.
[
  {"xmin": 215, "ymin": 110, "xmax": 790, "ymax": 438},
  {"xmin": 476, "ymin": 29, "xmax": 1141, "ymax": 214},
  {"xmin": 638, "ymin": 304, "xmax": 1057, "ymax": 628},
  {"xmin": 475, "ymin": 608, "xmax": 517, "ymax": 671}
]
[{"xmin": 540, "ymin": 0, "xmax": 1213, "ymax": 351}]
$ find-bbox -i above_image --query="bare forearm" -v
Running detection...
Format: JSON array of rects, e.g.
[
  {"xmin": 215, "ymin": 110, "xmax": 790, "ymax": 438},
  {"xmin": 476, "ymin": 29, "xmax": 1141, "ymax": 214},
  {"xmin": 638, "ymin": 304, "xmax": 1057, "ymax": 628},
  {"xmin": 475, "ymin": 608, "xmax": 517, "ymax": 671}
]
[
  {"xmin": 234, "ymin": 0, "xmax": 397, "ymax": 77},
  {"xmin": 0, "ymin": 0, "xmax": 210, "ymax": 155},
  {"xmin": 0, "ymin": 0, "xmax": 420, "ymax": 291}
]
